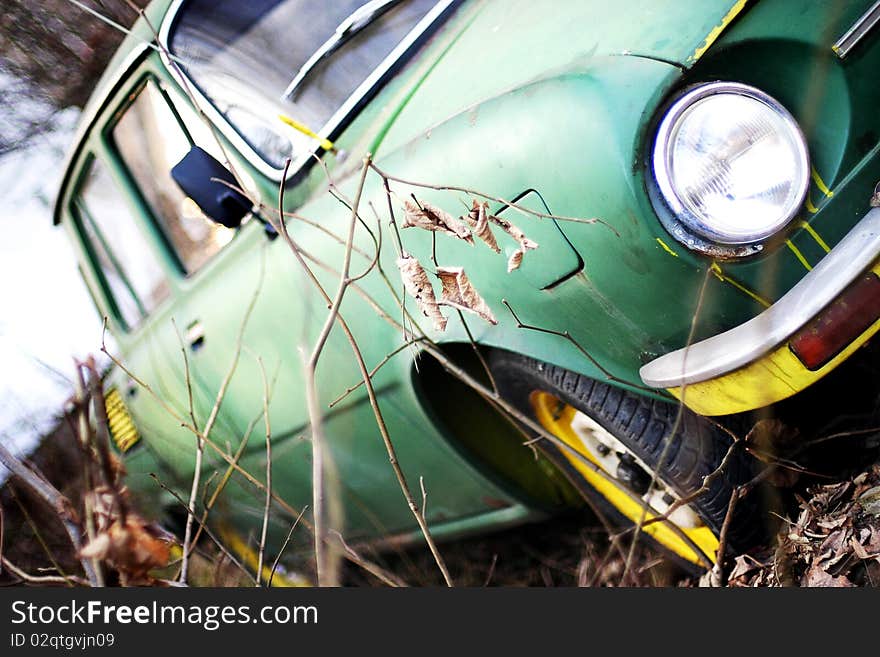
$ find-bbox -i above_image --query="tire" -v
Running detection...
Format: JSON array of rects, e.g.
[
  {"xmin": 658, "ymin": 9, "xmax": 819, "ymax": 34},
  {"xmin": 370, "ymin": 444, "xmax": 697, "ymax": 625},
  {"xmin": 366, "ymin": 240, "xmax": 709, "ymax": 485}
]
[{"xmin": 489, "ymin": 349, "xmax": 766, "ymax": 569}]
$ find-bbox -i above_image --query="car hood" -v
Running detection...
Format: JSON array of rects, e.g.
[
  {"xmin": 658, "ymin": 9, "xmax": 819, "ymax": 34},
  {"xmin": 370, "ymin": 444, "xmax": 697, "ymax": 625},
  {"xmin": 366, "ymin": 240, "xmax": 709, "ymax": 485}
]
[{"xmin": 372, "ymin": 0, "xmax": 751, "ymax": 156}]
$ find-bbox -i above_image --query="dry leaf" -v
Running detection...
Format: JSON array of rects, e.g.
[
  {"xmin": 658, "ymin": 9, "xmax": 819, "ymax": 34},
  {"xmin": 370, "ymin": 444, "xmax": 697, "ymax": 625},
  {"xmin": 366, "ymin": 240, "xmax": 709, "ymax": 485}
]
[
  {"xmin": 436, "ymin": 266, "xmax": 497, "ymax": 325},
  {"xmin": 79, "ymin": 515, "xmax": 171, "ymax": 580},
  {"xmin": 816, "ymin": 516, "xmax": 847, "ymax": 530},
  {"xmin": 86, "ymin": 486, "xmax": 119, "ymax": 532},
  {"xmin": 863, "ymin": 526, "xmax": 880, "ymax": 554},
  {"xmin": 727, "ymin": 555, "xmax": 761, "ymax": 584},
  {"xmin": 397, "ymin": 255, "xmax": 447, "ymax": 331},
  {"xmin": 463, "ymin": 200, "xmax": 500, "ymax": 253},
  {"xmin": 402, "ymin": 199, "xmax": 473, "ymax": 244},
  {"xmin": 850, "ymin": 536, "xmax": 880, "ymax": 560},
  {"xmin": 859, "ymin": 485, "xmax": 880, "ymax": 516},
  {"xmin": 815, "ymin": 529, "xmax": 851, "ymax": 571},
  {"xmin": 79, "ymin": 532, "xmax": 111, "ymax": 560},
  {"xmin": 802, "ymin": 565, "xmax": 854, "ymax": 587},
  {"xmin": 507, "ymin": 248, "xmax": 524, "ymax": 273},
  {"xmin": 483, "ymin": 211, "xmax": 538, "ymax": 272},
  {"xmin": 109, "ymin": 519, "xmax": 170, "ymax": 576},
  {"xmin": 488, "ymin": 212, "xmax": 538, "ymax": 250}
]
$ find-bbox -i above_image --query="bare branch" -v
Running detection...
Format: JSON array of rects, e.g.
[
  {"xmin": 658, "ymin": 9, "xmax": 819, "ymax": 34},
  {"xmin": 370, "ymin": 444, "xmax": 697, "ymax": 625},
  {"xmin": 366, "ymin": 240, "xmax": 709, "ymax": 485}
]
[
  {"xmin": 369, "ymin": 161, "xmax": 618, "ymax": 233},
  {"xmin": 328, "ymin": 337, "xmax": 428, "ymax": 408},
  {"xmin": 0, "ymin": 437, "xmax": 98, "ymax": 586},
  {"xmin": 331, "ymin": 531, "xmax": 408, "ymax": 587},
  {"xmin": 502, "ymin": 299, "xmax": 665, "ymax": 395},
  {"xmin": 149, "ymin": 474, "xmax": 255, "ymax": 585},
  {"xmin": 273, "ymin": 157, "xmax": 454, "ymax": 586},
  {"xmin": 622, "ymin": 265, "xmax": 714, "ymax": 583},
  {"xmin": 1, "ymin": 556, "xmax": 87, "ymax": 587},
  {"xmin": 268, "ymin": 506, "xmax": 308, "ymax": 588},
  {"xmin": 256, "ymin": 356, "xmax": 273, "ymax": 586}
]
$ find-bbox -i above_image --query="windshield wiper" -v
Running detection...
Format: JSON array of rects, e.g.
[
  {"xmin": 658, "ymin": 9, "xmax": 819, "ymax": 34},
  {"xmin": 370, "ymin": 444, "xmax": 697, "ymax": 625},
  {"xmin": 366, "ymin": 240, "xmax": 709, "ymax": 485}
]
[{"xmin": 280, "ymin": 0, "xmax": 404, "ymax": 101}]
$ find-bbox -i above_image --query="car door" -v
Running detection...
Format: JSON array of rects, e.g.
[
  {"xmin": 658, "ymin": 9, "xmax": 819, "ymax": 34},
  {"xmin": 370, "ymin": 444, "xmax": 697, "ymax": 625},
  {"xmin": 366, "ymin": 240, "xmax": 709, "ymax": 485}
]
[
  {"xmin": 67, "ymin": 142, "xmax": 197, "ymax": 504},
  {"xmin": 100, "ymin": 70, "xmax": 285, "ymax": 531},
  {"xmin": 104, "ymin": 67, "xmax": 415, "ymax": 544}
]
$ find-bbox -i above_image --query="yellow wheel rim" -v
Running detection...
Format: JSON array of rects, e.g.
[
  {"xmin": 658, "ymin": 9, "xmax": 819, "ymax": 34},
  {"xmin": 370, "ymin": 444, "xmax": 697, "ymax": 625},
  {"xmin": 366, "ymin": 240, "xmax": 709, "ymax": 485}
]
[{"xmin": 531, "ymin": 391, "xmax": 718, "ymax": 567}]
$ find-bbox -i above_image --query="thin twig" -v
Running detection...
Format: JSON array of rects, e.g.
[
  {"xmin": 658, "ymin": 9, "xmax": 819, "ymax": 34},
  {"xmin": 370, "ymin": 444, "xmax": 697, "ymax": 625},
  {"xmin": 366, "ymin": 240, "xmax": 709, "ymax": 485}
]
[
  {"xmin": 328, "ymin": 336, "xmax": 428, "ymax": 408},
  {"xmin": 288, "ymin": 231, "xmax": 709, "ymax": 566},
  {"xmin": 255, "ymin": 357, "xmax": 273, "ymax": 586},
  {"xmin": 370, "ymin": 161, "xmax": 617, "ymax": 232},
  {"xmin": 177, "ymin": 437, "xmax": 209, "ymax": 579},
  {"xmin": 419, "ymin": 476, "xmax": 428, "ymax": 519},
  {"xmin": 273, "ymin": 158, "xmax": 454, "ymax": 586},
  {"xmin": 268, "ymin": 506, "xmax": 308, "ymax": 587},
  {"xmin": 483, "ymin": 554, "xmax": 499, "ymax": 587},
  {"xmin": 381, "ymin": 176, "xmax": 405, "ymax": 258},
  {"xmin": 8, "ymin": 488, "xmax": 73, "ymax": 584},
  {"xmin": 306, "ymin": 156, "xmax": 370, "ymax": 587},
  {"xmin": 331, "ymin": 531, "xmax": 408, "ymax": 587},
  {"xmin": 72, "ymin": 364, "xmax": 104, "ymax": 587},
  {"xmin": 416, "ymin": 340, "xmax": 712, "ymax": 566},
  {"xmin": 149, "ymin": 474, "xmax": 256, "ymax": 585},
  {"xmin": 622, "ymin": 265, "xmax": 714, "ymax": 584},
  {"xmin": 179, "ymin": 249, "xmax": 266, "ymax": 584},
  {"xmin": 1, "ymin": 556, "xmax": 87, "ymax": 587},
  {"xmin": 82, "ymin": 359, "xmax": 123, "ymax": 503},
  {"xmin": 709, "ymin": 487, "xmax": 743, "ymax": 586},
  {"xmin": 102, "ymin": 325, "xmax": 401, "ymax": 584},
  {"xmin": 188, "ymin": 412, "xmax": 257, "ymax": 550},
  {"xmin": 502, "ymin": 299, "xmax": 665, "ymax": 395},
  {"xmin": 455, "ymin": 309, "xmax": 498, "ymax": 394},
  {"xmin": 638, "ymin": 437, "xmax": 743, "ymax": 532},
  {"xmin": 171, "ymin": 317, "xmax": 201, "ymax": 584}
]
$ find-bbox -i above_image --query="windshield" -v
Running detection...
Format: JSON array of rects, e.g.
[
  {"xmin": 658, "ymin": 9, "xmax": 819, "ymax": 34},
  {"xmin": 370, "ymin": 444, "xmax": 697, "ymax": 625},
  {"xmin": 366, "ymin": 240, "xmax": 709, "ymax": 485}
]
[{"xmin": 167, "ymin": 0, "xmax": 442, "ymax": 170}]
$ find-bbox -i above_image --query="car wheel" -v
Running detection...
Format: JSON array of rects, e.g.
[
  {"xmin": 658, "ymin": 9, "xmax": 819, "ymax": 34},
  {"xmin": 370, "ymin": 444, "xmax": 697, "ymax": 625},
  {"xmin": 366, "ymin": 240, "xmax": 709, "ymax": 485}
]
[{"xmin": 489, "ymin": 349, "xmax": 765, "ymax": 569}]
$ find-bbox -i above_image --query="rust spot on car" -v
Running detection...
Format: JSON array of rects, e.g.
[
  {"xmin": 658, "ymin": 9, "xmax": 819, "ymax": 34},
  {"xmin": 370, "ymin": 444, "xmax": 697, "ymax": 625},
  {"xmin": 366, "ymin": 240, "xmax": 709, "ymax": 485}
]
[
  {"xmin": 482, "ymin": 496, "xmax": 510, "ymax": 509},
  {"xmin": 620, "ymin": 245, "xmax": 650, "ymax": 275},
  {"xmin": 467, "ymin": 105, "xmax": 479, "ymax": 127}
]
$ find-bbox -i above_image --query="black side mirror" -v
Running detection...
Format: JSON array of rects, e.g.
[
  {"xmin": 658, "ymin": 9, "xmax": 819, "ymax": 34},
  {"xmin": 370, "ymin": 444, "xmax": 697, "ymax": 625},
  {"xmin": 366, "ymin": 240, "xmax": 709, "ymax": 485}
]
[{"xmin": 171, "ymin": 146, "xmax": 251, "ymax": 228}]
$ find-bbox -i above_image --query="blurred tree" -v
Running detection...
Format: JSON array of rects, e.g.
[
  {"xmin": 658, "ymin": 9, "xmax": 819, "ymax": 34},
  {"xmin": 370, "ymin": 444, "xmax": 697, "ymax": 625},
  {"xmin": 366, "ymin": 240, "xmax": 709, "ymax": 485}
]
[
  {"xmin": 0, "ymin": 0, "xmax": 147, "ymax": 155},
  {"xmin": 0, "ymin": 0, "xmax": 149, "ymax": 107}
]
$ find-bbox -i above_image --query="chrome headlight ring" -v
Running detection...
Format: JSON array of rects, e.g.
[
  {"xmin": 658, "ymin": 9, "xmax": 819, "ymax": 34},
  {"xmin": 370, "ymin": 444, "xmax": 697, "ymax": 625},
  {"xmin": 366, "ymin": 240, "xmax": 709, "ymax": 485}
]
[{"xmin": 650, "ymin": 82, "xmax": 810, "ymax": 258}]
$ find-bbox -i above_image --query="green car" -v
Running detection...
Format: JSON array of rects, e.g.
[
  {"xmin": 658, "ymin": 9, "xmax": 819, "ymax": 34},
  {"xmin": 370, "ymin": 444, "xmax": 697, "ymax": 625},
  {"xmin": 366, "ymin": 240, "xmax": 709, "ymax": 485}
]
[{"xmin": 55, "ymin": 0, "xmax": 880, "ymax": 575}]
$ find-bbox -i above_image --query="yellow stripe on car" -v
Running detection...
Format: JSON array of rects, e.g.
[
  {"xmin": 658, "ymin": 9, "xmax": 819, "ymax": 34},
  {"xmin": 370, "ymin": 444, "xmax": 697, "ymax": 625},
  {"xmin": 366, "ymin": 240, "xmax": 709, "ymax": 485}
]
[
  {"xmin": 655, "ymin": 237, "xmax": 680, "ymax": 258},
  {"xmin": 688, "ymin": 0, "xmax": 750, "ymax": 64},
  {"xmin": 811, "ymin": 166, "xmax": 834, "ymax": 198},
  {"xmin": 786, "ymin": 239, "xmax": 813, "ymax": 271},
  {"xmin": 710, "ymin": 262, "xmax": 771, "ymax": 308},
  {"xmin": 277, "ymin": 113, "xmax": 336, "ymax": 153},
  {"xmin": 799, "ymin": 220, "xmax": 831, "ymax": 253},
  {"xmin": 668, "ymin": 261, "xmax": 880, "ymax": 416}
]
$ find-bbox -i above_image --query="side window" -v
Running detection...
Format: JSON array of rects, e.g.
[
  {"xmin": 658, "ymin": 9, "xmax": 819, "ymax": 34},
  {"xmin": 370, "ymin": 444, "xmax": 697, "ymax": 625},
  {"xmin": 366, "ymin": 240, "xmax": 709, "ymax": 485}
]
[
  {"xmin": 112, "ymin": 80, "xmax": 234, "ymax": 274},
  {"xmin": 75, "ymin": 157, "xmax": 171, "ymax": 330}
]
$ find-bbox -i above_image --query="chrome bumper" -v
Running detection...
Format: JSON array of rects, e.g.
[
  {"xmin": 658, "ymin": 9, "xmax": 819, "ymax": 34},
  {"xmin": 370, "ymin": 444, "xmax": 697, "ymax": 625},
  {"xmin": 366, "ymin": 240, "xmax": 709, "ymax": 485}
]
[{"xmin": 640, "ymin": 207, "xmax": 880, "ymax": 388}]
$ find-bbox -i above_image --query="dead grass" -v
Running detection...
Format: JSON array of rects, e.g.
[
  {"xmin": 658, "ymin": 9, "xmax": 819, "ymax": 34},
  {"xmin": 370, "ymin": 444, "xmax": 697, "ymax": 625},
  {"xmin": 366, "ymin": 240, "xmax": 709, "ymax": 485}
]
[{"xmin": 3, "ymin": 413, "xmax": 879, "ymax": 587}]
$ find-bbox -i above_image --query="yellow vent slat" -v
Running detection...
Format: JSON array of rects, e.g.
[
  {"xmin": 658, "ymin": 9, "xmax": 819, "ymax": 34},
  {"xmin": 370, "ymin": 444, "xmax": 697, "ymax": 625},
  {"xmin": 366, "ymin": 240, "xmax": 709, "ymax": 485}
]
[{"xmin": 105, "ymin": 388, "xmax": 140, "ymax": 453}]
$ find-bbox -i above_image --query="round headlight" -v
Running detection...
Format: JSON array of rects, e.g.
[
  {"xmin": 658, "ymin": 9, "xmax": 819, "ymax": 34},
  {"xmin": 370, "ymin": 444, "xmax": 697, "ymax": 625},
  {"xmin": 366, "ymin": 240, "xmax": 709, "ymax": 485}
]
[{"xmin": 652, "ymin": 82, "xmax": 809, "ymax": 249}]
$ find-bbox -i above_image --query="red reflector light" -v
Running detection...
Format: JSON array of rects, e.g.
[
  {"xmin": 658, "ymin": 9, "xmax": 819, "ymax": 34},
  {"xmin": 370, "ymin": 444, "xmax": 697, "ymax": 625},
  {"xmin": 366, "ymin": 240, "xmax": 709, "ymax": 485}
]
[{"xmin": 790, "ymin": 272, "xmax": 880, "ymax": 370}]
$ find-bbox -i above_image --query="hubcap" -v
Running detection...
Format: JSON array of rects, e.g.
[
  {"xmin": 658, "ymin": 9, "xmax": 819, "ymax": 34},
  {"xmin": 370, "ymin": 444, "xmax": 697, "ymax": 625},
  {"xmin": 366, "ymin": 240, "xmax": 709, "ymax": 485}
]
[{"xmin": 530, "ymin": 391, "xmax": 719, "ymax": 566}]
